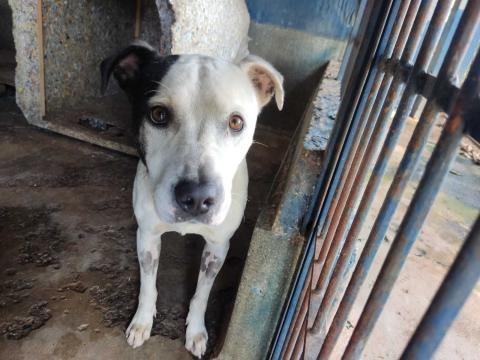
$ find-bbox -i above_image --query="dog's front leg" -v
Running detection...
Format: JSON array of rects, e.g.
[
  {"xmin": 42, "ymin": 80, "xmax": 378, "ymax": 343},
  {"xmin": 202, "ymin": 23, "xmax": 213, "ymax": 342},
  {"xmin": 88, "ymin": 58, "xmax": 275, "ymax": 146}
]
[
  {"xmin": 186, "ymin": 241, "xmax": 229, "ymax": 358},
  {"xmin": 126, "ymin": 227, "xmax": 161, "ymax": 348}
]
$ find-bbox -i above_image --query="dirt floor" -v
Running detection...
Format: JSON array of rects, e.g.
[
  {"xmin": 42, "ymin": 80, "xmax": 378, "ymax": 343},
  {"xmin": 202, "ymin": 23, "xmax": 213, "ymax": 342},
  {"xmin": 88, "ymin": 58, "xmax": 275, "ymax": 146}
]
[
  {"xmin": 1, "ymin": 89, "xmax": 479, "ymax": 360},
  {"xmin": 0, "ymin": 95, "xmax": 289, "ymax": 359},
  {"xmin": 307, "ymin": 115, "xmax": 480, "ymax": 359}
]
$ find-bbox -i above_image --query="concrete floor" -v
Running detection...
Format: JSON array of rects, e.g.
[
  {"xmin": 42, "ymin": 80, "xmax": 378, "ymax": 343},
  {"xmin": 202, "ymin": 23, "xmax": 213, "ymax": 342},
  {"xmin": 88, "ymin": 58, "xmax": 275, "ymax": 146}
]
[
  {"xmin": 0, "ymin": 96, "xmax": 289, "ymax": 359},
  {"xmin": 307, "ymin": 116, "xmax": 480, "ymax": 359}
]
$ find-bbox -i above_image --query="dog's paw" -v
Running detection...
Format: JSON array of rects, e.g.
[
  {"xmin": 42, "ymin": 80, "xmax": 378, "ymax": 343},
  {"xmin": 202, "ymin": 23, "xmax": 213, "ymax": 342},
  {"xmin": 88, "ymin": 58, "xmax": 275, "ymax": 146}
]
[
  {"xmin": 185, "ymin": 323, "xmax": 208, "ymax": 358},
  {"xmin": 126, "ymin": 314, "xmax": 153, "ymax": 348}
]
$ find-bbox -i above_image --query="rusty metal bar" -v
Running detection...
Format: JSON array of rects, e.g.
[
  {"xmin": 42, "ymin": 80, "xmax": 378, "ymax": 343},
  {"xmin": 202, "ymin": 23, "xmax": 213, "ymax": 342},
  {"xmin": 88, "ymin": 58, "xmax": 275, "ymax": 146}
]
[
  {"xmin": 342, "ymin": 42, "xmax": 480, "ymax": 360},
  {"xmin": 318, "ymin": 2, "xmax": 480, "ymax": 356},
  {"xmin": 312, "ymin": 0, "xmax": 428, "ymax": 297},
  {"xmin": 303, "ymin": 0, "xmax": 398, "ymax": 237},
  {"xmin": 291, "ymin": 314, "xmax": 307, "ymax": 360},
  {"xmin": 282, "ymin": 268, "xmax": 311, "ymax": 359},
  {"xmin": 400, "ymin": 215, "xmax": 480, "ymax": 360},
  {"xmin": 313, "ymin": 0, "xmax": 413, "ymax": 263},
  {"xmin": 309, "ymin": 0, "xmax": 457, "ymax": 345},
  {"xmin": 426, "ymin": 0, "xmax": 463, "ymax": 75}
]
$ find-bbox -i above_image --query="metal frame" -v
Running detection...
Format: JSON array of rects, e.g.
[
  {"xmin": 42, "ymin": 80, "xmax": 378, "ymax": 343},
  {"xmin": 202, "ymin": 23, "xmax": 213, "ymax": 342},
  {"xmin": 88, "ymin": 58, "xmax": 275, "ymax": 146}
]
[{"xmin": 272, "ymin": 0, "xmax": 480, "ymax": 358}]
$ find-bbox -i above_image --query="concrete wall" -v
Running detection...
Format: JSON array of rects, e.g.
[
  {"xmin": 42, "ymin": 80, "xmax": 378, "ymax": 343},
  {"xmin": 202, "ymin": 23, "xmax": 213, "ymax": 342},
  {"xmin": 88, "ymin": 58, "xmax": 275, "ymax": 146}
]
[
  {"xmin": 170, "ymin": 0, "xmax": 250, "ymax": 61},
  {"xmin": 42, "ymin": 0, "xmax": 135, "ymax": 110}
]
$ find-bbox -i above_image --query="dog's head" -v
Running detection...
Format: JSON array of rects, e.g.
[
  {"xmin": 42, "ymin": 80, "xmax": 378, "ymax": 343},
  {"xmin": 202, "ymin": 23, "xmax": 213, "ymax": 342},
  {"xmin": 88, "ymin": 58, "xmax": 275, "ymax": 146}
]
[{"xmin": 101, "ymin": 41, "xmax": 284, "ymax": 225}]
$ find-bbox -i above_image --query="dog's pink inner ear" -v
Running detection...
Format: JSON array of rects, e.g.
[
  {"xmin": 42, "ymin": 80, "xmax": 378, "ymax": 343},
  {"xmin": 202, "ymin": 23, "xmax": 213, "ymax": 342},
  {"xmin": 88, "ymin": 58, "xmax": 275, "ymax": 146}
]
[
  {"xmin": 240, "ymin": 56, "xmax": 284, "ymax": 110},
  {"xmin": 249, "ymin": 66, "xmax": 275, "ymax": 100},
  {"xmin": 115, "ymin": 53, "xmax": 140, "ymax": 82}
]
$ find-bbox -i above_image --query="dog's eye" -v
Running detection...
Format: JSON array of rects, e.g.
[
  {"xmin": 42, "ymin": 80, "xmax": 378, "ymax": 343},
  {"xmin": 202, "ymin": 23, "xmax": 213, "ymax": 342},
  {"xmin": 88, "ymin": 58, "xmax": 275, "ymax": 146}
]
[
  {"xmin": 149, "ymin": 106, "xmax": 170, "ymax": 127},
  {"xmin": 229, "ymin": 114, "xmax": 244, "ymax": 132}
]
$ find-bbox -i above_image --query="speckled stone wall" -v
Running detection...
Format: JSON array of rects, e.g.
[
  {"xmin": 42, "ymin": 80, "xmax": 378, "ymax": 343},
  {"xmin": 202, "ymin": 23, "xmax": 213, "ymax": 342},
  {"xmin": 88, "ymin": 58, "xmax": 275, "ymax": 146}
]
[
  {"xmin": 169, "ymin": 0, "xmax": 250, "ymax": 62},
  {"xmin": 8, "ymin": 0, "xmax": 43, "ymax": 124},
  {"xmin": 42, "ymin": 0, "xmax": 135, "ymax": 110},
  {"xmin": 12, "ymin": 0, "xmax": 247, "ymax": 115}
]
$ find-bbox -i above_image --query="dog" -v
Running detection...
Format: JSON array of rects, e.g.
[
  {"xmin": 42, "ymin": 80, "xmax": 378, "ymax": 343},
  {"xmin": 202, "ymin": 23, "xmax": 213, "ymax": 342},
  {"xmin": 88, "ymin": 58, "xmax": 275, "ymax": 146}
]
[{"xmin": 100, "ymin": 41, "xmax": 284, "ymax": 358}]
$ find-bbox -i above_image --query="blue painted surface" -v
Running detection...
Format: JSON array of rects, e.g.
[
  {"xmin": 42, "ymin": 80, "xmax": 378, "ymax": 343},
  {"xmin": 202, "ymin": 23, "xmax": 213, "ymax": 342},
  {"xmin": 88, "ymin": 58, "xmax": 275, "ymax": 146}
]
[{"xmin": 245, "ymin": 0, "xmax": 359, "ymax": 39}]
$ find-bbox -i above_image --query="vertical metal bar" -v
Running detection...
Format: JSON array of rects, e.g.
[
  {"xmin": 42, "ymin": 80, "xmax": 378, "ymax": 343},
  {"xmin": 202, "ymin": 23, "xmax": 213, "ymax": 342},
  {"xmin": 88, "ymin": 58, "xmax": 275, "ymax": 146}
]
[
  {"xmin": 313, "ymin": 72, "xmax": 390, "ymax": 267},
  {"xmin": 342, "ymin": 46, "xmax": 480, "ymax": 360},
  {"xmin": 270, "ymin": 236, "xmax": 315, "ymax": 359},
  {"xmin": 401, "ymin": 215, "xmax": 480, "ymax": 360},
  {"xmin": 313, "ymin": 0, "xmax": 413, "ymax": 263},
  {"xmin": 312, "ymin": 0, "xmax": 429, "ymax": 297},
  {"xmin": 302, "ymin": 0, "xmax": 399, "ymax": 236},
  {"xmin": 291, "ymin": 316, "xmax": 307, "ymax": 360},
  {"xmin": 282, "ymin": 268, "xmax": 311, "ymax": 359},
  {"xmin": 318, "ymin": 2, "xmax": 480, "ymax": 356},
  {"xmin": 309, "ymin": 0, "xmax": 456, "ymax": 342},
  {"xmin": 313, "ymin": 0, "xmax": 421, "ymax": 280},
  {"xmin": 426, "ymin": 0, "xmax": 464, "ymax": 75}
]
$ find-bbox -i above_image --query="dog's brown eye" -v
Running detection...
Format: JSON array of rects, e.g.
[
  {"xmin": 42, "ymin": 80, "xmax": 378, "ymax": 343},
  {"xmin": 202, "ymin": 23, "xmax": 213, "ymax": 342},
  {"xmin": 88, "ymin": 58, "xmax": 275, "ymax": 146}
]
[
  {"xmin": 149, "ymin": 106, "xmax": 170, "ymax": 127},
  {"xmin": 229, "ymin": 114, "xmax": 244, "ymax": 132}
]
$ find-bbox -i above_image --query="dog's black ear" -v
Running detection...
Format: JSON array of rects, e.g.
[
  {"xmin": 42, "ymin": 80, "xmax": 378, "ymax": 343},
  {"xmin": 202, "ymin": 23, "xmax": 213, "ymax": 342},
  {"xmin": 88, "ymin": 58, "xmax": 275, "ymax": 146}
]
[{"xmin": 100, "ymin": 41, "xmax": 159, "ymax": 95}]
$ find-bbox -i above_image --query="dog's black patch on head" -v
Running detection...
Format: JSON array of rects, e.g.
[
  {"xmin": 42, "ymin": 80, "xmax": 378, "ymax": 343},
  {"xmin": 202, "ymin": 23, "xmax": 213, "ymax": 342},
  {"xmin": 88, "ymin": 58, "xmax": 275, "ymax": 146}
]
[{"xmin": 100, "ymin": 44, "xmax": 179, "ymax": 163}]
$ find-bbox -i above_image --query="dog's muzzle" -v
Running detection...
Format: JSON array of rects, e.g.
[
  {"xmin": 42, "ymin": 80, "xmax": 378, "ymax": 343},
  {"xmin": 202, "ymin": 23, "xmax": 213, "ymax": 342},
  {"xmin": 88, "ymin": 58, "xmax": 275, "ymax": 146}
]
[{"xmin": 174, "ymin": 180, "xmax": 220, "ymax": 218}]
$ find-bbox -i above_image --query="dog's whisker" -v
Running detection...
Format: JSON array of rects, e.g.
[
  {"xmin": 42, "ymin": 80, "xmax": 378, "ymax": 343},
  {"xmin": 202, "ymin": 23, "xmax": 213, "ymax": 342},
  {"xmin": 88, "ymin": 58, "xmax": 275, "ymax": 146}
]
[
  {"xmin": 252, "ymin": 140, "xmax": 269, "ymax": 148},
  {"xmin": 152, "ymin": 80, "xmax": 171, "ymax": 91}
]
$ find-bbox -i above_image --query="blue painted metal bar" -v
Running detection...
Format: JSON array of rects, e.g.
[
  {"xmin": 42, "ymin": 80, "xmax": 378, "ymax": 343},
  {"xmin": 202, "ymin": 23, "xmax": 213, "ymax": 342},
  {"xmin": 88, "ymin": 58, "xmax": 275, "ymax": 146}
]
[
  {"xmin": 401, "ymin": 215, "xmax": 480, "ymax": 360},
  {"xmin": 269, "ymin": 1, "xmax": 402, "ymax": 357},
  {"xmin": 313, "ymin": 0, "xmax": 411, "ymax": 261},
  {"xmin": 301, "ymin": 0, "xmax": 404, "ymax": 236},
  {"xmin": 312, "ymin": 0, "xmax": 432, "ymax": 300},
  {"xmin": 313, "ymin": 0, "xmax": 416, "ymax": 272},
  {"xmin": 310, "ymin": 0, "xmax": 456, "ymax": 345},
  {"xmin": 342, "ymin": 42, "xmax": 480, "ymax": 360},
  {"xmin": 318, "ymin": 1, "xmax": 480, "ymax": 357},
  {"xmin": 269, "ymin": 234, "xmax": 315, "ymax": 359},
  {"xmin": 314, "ymin": 73, "xmax": 392, "ymax": 271}
]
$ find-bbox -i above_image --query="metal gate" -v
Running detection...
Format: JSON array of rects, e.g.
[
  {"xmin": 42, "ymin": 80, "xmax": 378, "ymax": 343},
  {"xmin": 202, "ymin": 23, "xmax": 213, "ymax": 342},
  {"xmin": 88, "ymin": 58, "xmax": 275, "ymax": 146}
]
[{"xmin": 271, "ymin": 0, "xmax": 480, "ymax": 358}]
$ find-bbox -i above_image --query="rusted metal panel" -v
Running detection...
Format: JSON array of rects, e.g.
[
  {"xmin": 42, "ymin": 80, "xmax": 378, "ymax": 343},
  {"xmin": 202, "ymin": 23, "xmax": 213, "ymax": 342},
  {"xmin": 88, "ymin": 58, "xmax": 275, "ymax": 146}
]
[
  {"xmin": 342, "ymin": 31, "xmax": 480, "ymax": 360},
  {"xmin": 309, "ymin": 0, "xmax": 457, "ymax": 347},
  {"xmin": 311, "ymin": 0, "xmax": 433, "ymax": 304},
  {"xmin": 274, "ymin": 0, "xmax": 480, "ymax": 358},
  {"xmin": 317, "ymin": 2, "xmax": 480, "ymax": 357}
]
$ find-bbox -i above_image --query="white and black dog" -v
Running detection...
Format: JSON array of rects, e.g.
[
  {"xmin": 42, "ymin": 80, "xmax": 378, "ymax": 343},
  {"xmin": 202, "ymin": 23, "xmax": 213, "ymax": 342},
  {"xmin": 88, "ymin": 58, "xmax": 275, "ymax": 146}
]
[{"xmin": 101, "ymin": 41, "xmax": 284, "ymax": 358}]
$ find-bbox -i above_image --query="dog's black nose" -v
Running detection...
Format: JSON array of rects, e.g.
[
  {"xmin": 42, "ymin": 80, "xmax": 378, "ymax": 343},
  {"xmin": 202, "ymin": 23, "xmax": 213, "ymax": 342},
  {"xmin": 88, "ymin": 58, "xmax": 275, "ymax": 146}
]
[{"xmin": 174, "ymin": 180, "xmax": 217, "ymax": 216}]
